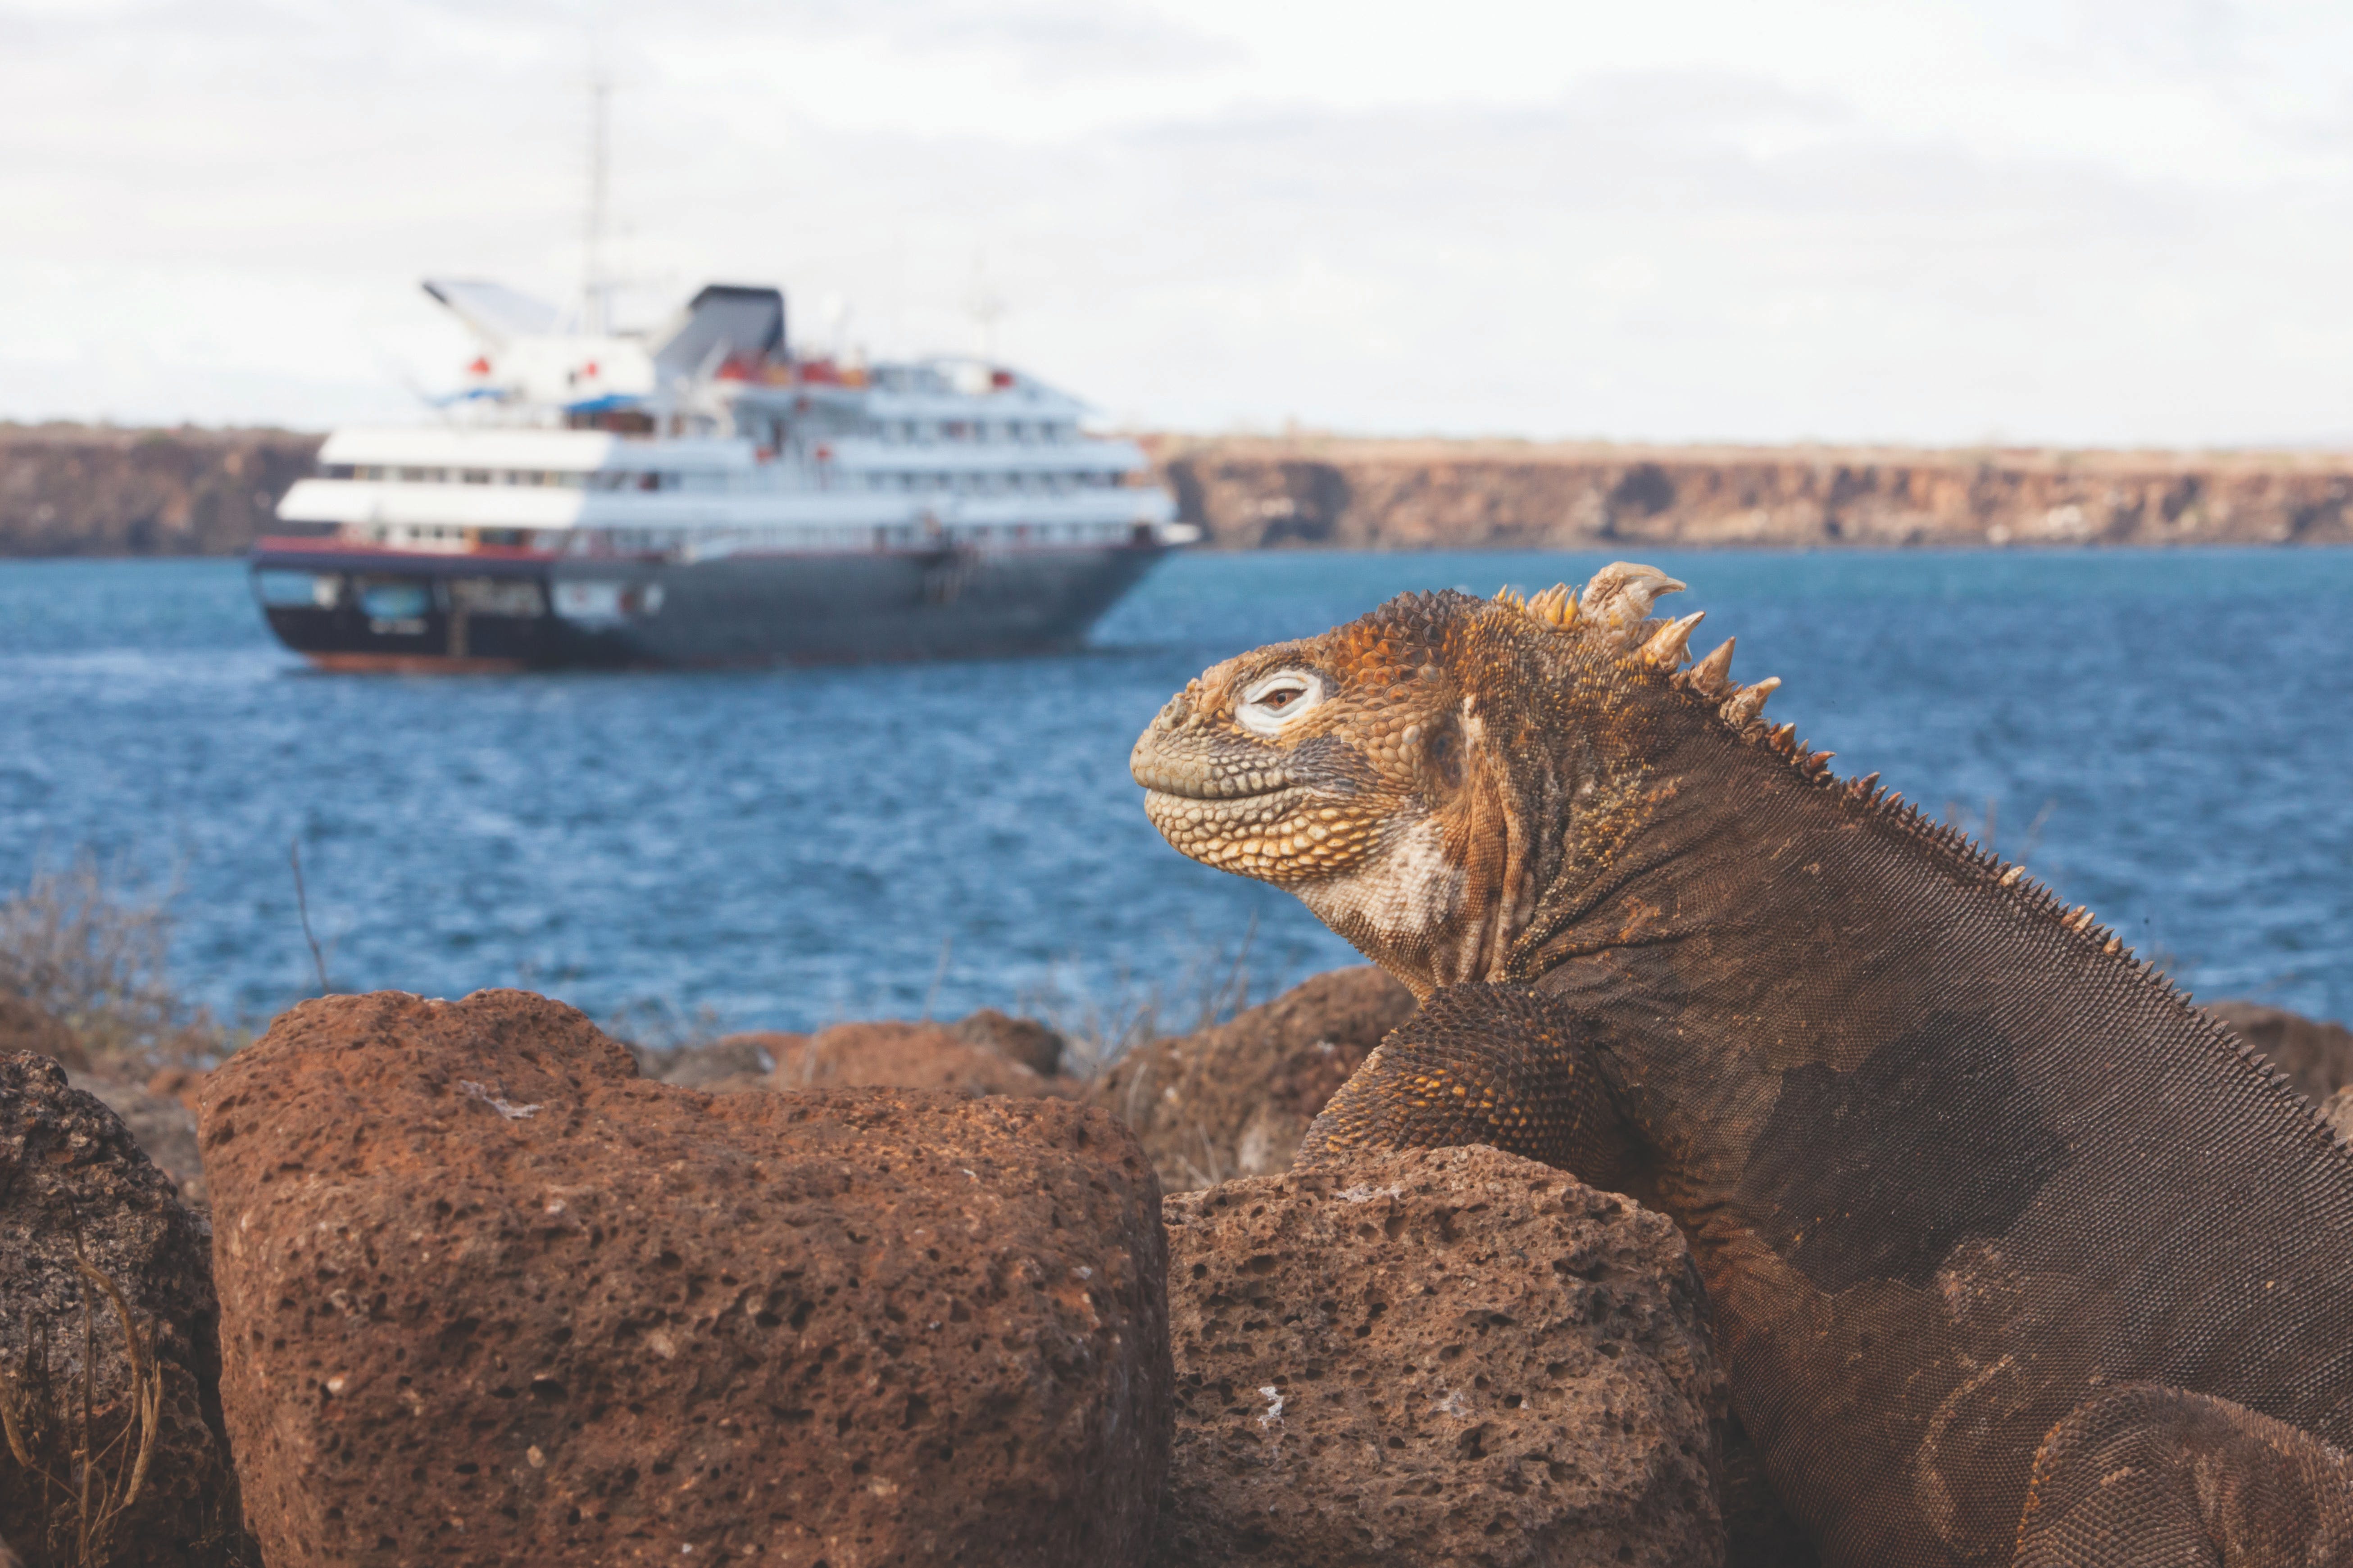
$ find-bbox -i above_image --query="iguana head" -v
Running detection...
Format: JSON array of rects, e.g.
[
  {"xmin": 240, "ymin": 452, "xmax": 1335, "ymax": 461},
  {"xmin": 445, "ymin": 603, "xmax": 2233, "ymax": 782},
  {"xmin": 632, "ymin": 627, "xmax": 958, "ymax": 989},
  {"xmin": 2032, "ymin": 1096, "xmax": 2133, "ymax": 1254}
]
[{"xmin": 1131, "ymin": 563, "xmax": 1788, "ymax": 997}]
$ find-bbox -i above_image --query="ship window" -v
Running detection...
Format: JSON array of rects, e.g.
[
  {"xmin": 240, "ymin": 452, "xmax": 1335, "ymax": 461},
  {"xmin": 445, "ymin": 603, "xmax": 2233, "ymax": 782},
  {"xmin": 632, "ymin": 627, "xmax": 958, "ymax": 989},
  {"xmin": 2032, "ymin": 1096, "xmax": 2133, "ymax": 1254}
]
[
  {"xmin": 254, "ymin": 570, "xmax": 340, "ymax": 608},
  {"xmin": 357, "ymin": 580, "xmax": 432, "ymax": 620},
  {"xmin": 463, "ymin": 469, "xmax": 490, "ymax": 484}
]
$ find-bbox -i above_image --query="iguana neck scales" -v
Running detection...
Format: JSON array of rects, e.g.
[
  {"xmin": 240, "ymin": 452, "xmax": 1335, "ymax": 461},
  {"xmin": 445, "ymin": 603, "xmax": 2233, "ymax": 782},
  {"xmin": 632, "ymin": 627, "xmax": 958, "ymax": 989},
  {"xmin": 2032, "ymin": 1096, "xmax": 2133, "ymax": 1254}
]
[{"xmin": 1130, "ymin": 566, "xmax": 2353, "ymax": 1568}]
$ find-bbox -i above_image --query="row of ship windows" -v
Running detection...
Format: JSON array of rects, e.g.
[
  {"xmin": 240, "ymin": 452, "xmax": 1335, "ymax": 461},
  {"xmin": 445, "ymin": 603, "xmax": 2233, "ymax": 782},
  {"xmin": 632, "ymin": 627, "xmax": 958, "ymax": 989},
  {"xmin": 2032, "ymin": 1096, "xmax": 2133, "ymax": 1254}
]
[
  {"xmin": 327, "ymin": 465, "xmax": 1123, "ymax": 494},
  {"xmin": 863, "ymin": 420, "xmax": 1080, "ymax": 444},
  {"xmin": 350, "ymin": 521, "xmax": 1141, "ymax": 552}
]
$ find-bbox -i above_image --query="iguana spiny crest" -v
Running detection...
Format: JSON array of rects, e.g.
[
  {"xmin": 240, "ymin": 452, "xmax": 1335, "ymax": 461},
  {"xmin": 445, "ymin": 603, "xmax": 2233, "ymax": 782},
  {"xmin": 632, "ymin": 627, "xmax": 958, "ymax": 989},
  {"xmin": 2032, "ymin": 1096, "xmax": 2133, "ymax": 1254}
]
[{"xmin": 1134, "ymin": 562, "xmax": 1838, "ymax": 997}]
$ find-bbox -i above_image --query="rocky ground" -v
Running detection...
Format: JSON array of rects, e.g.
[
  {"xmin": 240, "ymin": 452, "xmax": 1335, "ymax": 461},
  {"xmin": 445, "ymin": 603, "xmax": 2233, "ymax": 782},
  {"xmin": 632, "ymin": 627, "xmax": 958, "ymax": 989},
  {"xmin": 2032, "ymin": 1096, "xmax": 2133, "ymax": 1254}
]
[
  {"xmin": 3, "ymin": 973, "xmax": 2349, "ymax": 1565},
  {"xmin": 13, "ymin": 423, "xmax": 2353, "ymax": 555}
]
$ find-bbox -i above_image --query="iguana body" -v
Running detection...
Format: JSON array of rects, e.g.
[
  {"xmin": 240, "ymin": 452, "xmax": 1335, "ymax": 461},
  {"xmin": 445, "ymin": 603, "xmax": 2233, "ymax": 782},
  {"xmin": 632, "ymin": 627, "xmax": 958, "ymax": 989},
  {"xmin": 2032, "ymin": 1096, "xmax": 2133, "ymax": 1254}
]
[{"xmin": 1129, "ymin": 568, "xmax": 2353, "ymax": 1566}]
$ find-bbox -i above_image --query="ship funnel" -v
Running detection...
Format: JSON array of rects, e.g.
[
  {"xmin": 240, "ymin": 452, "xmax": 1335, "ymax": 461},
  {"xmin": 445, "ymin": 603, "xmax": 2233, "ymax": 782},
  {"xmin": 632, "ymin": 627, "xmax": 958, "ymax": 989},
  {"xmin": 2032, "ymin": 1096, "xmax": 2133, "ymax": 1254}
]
[{"xmin": 652, "ymin": 285, "xmax": 787, "ymax": 382}]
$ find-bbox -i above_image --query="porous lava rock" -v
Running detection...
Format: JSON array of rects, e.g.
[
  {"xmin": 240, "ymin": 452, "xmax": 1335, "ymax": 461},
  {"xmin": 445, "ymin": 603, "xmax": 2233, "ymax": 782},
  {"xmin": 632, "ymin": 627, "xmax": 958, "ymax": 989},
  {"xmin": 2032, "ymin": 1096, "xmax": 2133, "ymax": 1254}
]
[
  {"xmin": 67, "ymin": 1071, "xmax": 207, "ymax": 1207},
  {"xmin": 2322, "ymin": 1087, "xmax": 2353, "ymax": 1143},
  {"xmin": 1154, "ymin": 1145, "xmax": 1725, "ymax": 1568},
  {"xmin": 0, "ymin": 992, "xmax": 85, "ymax": 1072},
  {"xmin": 952, "ymin": 1009, "xmax": 1067, "ymax": 1078},
  {"xmin": 630, "ymin": 1033, "xmax": 779, "ymax": 1092},
  {"xmin": 198, "ymin": 989, "xmax": 1171, "ymax": 1568},
  {"xmin": 766, "ymin": 1019, "xmax": 1068, "ymax": 1099},
  {"xmin": 1091, "ymin": 967, "xmax": 1416, "ymax": 1192},
  {"xmin": 0, "ymin": 1053, "xmax": 247, "ymax": 1567},
  {"xmin": 2205, "ymin": 999, "xmax": 2353, "ymax": 1103}
]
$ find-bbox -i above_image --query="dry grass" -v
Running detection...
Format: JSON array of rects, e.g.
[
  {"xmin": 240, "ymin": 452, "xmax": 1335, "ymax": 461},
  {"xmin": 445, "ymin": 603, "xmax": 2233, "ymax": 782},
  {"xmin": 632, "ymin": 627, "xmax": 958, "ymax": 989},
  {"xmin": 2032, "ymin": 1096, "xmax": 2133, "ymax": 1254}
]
[
  {"xmin": 601, "ymin": 997, "xmax": 731, "ymax": 1079},
  {"xmin": 1021, "ymin": 916, "xmax": 1272, "ymax": 1084},
  {"xmin": 0, "ymin": 856, "xmax": 226, "ymax": 1076},
  {"xmin": 0, "ymin": 1251, "xmax": 164, "ymax": 1568}
]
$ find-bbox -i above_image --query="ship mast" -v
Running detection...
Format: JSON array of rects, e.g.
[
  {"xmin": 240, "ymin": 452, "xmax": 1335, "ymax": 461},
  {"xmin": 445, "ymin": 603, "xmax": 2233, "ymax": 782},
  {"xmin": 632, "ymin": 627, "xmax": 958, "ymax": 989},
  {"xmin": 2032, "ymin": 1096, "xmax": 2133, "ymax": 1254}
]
[{"xmin": 582, "ymin": 73, "xmax": 612, "ymax": 336}]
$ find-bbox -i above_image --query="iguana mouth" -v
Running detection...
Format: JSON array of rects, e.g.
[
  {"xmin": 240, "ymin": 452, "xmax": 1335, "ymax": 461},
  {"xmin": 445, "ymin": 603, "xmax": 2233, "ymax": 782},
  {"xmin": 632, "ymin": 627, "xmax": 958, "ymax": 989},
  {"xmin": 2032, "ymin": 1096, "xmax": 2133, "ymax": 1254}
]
[
  {"xmin": 1139, "ymin": 784, "xmax": 1314, "ymax": 826},
  {"xmin": 1130, "ymin": 758, "xmax": 1297, "ymax": 802}
]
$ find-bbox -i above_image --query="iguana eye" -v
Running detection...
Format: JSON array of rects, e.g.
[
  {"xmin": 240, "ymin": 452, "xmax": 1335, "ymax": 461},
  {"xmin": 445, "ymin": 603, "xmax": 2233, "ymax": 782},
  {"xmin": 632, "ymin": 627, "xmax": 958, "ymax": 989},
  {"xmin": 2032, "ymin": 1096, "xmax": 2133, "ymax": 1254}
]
[{"xmin": 1236, "ymin": 669, "xmax": 1324, "ymax": 735}]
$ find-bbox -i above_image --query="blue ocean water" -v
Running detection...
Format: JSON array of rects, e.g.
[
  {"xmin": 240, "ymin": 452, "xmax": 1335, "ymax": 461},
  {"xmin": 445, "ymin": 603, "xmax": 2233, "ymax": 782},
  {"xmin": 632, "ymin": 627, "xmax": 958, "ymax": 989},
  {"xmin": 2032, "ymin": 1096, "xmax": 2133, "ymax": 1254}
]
[{"xmin": 1, "ymin": 549, "xmax": 2348, "ymax": 1038}]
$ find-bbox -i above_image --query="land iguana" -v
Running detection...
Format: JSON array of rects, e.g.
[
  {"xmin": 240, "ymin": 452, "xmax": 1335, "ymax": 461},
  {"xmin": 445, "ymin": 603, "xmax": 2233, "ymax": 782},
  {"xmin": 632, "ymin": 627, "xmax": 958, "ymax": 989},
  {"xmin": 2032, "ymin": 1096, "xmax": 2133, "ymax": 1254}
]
[{"xmin": 1128, "ymin": 566, "xmax": 2353, "ymax": 1566}]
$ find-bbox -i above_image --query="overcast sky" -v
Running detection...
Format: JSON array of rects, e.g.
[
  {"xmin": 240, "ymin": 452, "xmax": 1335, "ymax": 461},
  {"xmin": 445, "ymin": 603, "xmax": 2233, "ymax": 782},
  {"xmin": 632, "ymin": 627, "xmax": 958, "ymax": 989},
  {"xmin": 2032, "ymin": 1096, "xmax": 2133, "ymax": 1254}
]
[{"xmin": 5, "ymin": 0, "xmax": 2352, "ymax": 444}]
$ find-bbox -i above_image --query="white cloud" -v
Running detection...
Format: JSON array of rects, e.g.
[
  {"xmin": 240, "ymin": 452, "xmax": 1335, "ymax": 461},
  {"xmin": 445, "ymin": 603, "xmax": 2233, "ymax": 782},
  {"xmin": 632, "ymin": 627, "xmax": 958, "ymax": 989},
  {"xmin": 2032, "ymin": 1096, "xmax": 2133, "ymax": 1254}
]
[{"xmin": 3, "ymin": 0, "xmax": 2351, "ymax": 443}]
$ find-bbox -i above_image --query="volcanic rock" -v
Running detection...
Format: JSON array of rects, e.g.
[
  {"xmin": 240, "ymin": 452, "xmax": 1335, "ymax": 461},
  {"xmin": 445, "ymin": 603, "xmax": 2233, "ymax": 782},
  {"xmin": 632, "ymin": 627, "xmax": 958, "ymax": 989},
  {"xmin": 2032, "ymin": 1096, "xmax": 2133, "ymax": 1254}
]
[
  {"xmin": 1154, "ymin": 1145, "xmax": 1726, "ymax": 1567},
  {"xmin": 0, "ymin": 992, "xmax": 86, "ymax": 1072},
  {"xmin": 2205, "ymin": 999, "xmax": 2353, "ymax": 1103},
  {"xmin": 2321, "ymin": 1087, "xmax": 2353, "ymax": 1142},
  {"xmin": 198, "ymin": 989, "xmax": 1171, "ymax": 1567},
  {"xmin": 953, "ymin": 1007, "xmax": 1067, "ymax": 1078},
  {"xmin": 0, "ymin": 1053, "xmax": 246, "ymax": 1567},
  {"xmin": 1091, "ymin": 966, "xmax": 1416, "ymax": 1192},
  {"xmin": 65, "ymin": 1070, "xmax": 207, "ymax": 1207},
  {"xmin": 631, "ymin": 1032, "xmax": 780, "ymax": 1091},
  {"xmin": 767, "ymin": 1018, "xmax": 1068, "ymax": 1098}
]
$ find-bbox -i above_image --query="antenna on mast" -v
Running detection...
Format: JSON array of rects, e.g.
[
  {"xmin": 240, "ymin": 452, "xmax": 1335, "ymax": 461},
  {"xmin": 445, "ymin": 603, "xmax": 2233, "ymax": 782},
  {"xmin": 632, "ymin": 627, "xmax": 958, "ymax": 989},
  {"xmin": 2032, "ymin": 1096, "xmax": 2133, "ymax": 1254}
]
[
  {"xmin": 964, "ymin": 248, "xmax": 1005, "ymax": 362},
  {"xmin": 583, "ymin": 70, "xmax": 612, "ymax": 335}
]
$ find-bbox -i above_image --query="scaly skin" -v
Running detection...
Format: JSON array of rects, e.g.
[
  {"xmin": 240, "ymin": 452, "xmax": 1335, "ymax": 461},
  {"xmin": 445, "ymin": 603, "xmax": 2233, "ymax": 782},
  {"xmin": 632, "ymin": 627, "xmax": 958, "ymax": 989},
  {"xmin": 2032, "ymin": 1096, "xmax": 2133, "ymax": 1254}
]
[{"xmin": 1130, "ymin": 567, "xmax": 2353, "ymax": 1568}]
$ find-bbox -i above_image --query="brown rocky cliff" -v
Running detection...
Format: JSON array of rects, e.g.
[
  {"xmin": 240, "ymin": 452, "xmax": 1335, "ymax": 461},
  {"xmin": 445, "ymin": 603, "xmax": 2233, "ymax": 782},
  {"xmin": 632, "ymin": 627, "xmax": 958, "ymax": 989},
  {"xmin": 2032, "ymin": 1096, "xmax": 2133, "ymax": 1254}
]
[
  {"xmin": 1148, "ymin": 435, "xmax": 2353, "ymax": 549},
  {"xmin": 0, "ymin": 424, "xmax": 320, "ymax": 557},
  {"xmin": 12, "ymin": 423, "xmax": 2353, "ymax": 555}
]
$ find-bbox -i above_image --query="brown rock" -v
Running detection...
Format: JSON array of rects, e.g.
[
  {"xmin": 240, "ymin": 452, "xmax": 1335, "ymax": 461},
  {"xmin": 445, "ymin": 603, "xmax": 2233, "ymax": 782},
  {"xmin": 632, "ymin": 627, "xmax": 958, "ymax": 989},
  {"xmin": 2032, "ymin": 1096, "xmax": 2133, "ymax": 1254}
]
[
  {"xmin": 0, "ymin": 1053, "xmax": 248, "ymax": 1567},
  {"xmin": 2321, "ymin": 1087, "xmax": 2353, "ymax": 1143},
  {"xmin": 0, "ymin": 991, "xmax": 86, "ymax": 1073},
  {"xmin": 2204, "ymin": 1000, "xmax": 2353, "ymax": 1102},
  {"xmin": 1155, "ymin": 1146, "xmax": 1726, "ymax": 1568},
  {"xmin": 66, "ymin": 1070, "xmax": 207, "ymax": 1207},
  {"xmin": 146, "ymin": 1067, "xmax": 209, "ymax": 1114},
  {"xmin": 1091, "ymin": 966, "xmax": 1416, "ymax": 1192},
  {"xmin": 1145, "ymin": 435, "xmax": 2353, "ymax": 552},
  {"xmin": 769, "ymin": 1018, "xmax": 1069, "ymax": 1098},
  {"xmin": 635, "ymin": 1032, "xmax": 781, "ymax": 1091},
  {"xmin": 954, "ymin": 1008, "xmax": 1066, "ymax": 1078},
  {"xmin": 0, "ymin": 423, "xmax": 321, "ymax": 557},
  {"xmin": 199, "ymin": 989, "xmax": 1171, "ymax": 1567}
]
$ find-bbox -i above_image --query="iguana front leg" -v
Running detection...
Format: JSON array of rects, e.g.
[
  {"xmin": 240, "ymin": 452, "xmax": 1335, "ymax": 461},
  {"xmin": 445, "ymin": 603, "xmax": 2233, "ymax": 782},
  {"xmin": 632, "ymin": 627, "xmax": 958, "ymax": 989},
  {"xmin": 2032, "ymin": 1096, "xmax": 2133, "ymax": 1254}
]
[
  {"xmin": 2014, "ymin": 1386, "xmax": 2353, "ymax": 1566},
  {"xmin": 1295, "ymin": 981, "xmax": 1644, "ymax": 1196}
]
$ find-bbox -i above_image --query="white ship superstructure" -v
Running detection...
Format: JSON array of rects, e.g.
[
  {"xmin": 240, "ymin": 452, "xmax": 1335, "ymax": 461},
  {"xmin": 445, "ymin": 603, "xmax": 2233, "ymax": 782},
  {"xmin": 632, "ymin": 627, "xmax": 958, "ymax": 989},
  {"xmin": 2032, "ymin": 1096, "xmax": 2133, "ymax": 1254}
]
[{"xmin": 253, "ymin": 282, "xmax": 1193, "ymax": 669}]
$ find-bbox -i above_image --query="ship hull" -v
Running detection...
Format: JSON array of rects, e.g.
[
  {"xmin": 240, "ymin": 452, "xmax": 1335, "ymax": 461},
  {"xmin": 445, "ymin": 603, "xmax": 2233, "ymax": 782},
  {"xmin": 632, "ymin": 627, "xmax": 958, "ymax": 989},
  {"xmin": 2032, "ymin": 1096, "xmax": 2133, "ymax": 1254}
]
[{"xmin": 250, "ymin": 539, "xmax": 1169, "ymax": 670}]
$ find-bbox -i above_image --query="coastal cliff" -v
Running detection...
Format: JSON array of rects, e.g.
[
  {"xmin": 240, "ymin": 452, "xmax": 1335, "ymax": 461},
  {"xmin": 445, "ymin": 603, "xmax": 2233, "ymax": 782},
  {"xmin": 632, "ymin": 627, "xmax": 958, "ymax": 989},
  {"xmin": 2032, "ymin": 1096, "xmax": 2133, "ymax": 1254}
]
[
  {"xmin": 1146, "ymin": 435, "xmax": 2353, "ymax": 550},
  {"xmin": 9, "ymin": 423, "xmax": 2353, "ymax": 555},
  {"xmin": 0, "ymin": 423, "xmax": 319, "ymax": 557}
]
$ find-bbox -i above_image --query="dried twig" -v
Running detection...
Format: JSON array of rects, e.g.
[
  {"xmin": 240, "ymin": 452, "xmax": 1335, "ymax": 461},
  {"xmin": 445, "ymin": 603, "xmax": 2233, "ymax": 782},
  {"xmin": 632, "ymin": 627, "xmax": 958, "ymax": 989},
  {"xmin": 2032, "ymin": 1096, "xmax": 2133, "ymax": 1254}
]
[
  {"xmin": 920, "ymin": 935, "xmax": 953, "ymax": 1023},
  {"xmin": 287, "ymin": 838, "xmax": 332, "ymax": 995},
  {"xmin": 0, "ymin": 1247, "xmax": 165, "ymax": 1568}
]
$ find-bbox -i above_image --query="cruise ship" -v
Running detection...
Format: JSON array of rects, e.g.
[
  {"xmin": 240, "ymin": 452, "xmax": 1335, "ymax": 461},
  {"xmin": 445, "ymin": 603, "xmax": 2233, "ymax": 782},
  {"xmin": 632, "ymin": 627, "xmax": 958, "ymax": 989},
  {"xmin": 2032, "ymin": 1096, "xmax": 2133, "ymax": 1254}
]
[{"xmin": 250, "ymin": 280, "xmax": 1194, "ymax": 670}]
